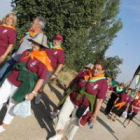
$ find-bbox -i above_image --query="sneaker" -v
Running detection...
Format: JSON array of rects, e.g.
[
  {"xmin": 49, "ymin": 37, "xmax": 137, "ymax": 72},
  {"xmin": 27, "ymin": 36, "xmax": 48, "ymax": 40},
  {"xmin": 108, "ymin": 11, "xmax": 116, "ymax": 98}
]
[
  {"xmin": 78, "ymin": 111, "xmax": 92, "ymax": 127},
  {"xmin": 50, "ymin": 110, "xmax": 60, "ymax": 119},
  {"xmin": 48, "ymin": 134, "xmax": 63, "ymax": 140},
  {"xmin": 35, "ymin": 94, "xmax": 42, "ymax": 104},
  {"xmin": 0, "ymin": 126, "xmax": 6, "ymax": 133}
]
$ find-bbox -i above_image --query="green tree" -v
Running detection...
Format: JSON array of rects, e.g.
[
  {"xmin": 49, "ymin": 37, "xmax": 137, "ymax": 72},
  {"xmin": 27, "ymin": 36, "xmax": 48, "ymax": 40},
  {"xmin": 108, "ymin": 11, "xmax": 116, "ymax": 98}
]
[
  {"xmin": 11, "ymin": 0, "xmax": 123, "ymax": 76},
  {"xmin": 105, "ymin": 56, "xmax": 123, "ymax": 78}
]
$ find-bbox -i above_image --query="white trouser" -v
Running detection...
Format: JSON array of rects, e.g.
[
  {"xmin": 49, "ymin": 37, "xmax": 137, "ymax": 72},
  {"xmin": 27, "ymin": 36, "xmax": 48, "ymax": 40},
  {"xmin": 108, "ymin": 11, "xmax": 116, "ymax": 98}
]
[
  {"xmin": 0, "ymin": 79, "xmax": 18, "ymax": 124},
  {"xmin": 56, "ymin": 96, "xmax": 79, "ymax": 140}
]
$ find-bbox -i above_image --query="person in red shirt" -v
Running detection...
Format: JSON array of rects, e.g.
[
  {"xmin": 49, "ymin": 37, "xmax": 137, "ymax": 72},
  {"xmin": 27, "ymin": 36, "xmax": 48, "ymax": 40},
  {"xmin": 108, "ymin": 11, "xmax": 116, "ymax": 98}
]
[
  {"xmin": 0, "ymin": 13, "xmax": 17, "ymax": 65},
  {"xmin": 0, "ymin": 33, "xmax": 48, "ymax": 133},
  {"xmin": 111, "ymin": 88, "xmax": 132, "ymax": 121},
  {"xmin": 50, "ymin": 63, "xmax": 94, "ymax": 119},
  {"xmin": 123, "ymin": 92, "xmax": 140, "ymax": 127},
  {"xmin": 49, "ymin": 60, "xmax": 108, "ymax": 140},
  {"xmin": 35, "ymin": 34, "xmax": 65, "ymax": 104}
]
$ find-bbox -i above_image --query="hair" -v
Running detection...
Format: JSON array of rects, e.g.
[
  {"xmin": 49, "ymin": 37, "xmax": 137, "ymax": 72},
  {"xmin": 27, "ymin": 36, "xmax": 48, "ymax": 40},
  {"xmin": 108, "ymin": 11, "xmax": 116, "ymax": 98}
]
[
  {"xmin": 1, "ymin": 12, "xmax": 17, "ymax": 27},
  {"xmin": 120, "ymin": 82, "xmax": 124, "ymax": 86},
  {"xmin": 35, "ymin": 16, "xmax": 46, "ymax": 29},
  {"xmin": 128, "ymin": 88, "xmax": 132, "ymax": 91},
  {"xmin": 94, "ymin": 60, "xmax": 106, "ymax": 70}
]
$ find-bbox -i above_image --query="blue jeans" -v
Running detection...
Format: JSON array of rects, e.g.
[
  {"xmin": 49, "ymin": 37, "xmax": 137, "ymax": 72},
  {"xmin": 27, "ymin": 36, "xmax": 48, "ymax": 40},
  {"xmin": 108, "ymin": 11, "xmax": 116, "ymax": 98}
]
[{"xmin": 0, "ymin": 58, "xmax": 17, "ymax": 81}]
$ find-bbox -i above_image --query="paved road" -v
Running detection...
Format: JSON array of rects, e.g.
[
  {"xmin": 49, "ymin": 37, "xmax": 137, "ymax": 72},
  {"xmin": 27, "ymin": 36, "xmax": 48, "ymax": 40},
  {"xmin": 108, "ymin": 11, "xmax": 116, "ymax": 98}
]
[{"xmin": 0, "ymin": 84, "xmax": 140, "ymax": 140}]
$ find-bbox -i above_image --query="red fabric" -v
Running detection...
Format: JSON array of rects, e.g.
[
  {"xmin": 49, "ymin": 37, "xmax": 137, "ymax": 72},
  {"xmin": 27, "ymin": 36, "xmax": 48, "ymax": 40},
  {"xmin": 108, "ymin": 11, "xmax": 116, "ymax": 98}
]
[
  {"xmin": 8, "ymin": 50, "xmax": 47, "ymax": 87},
  {"xmin": 0, "ymin": 26, "xmax": 16, "ymax": 57},
  {"xmin": 118, "ymin": 93, "xmax": 131, "ymax": 104},
  {"xmin": 79, "ymin": 111, "xmax": 92, "ymax": 127},
  {"xmin": 70, "ymin": 70, "xmax": 108, "ymax": 107},
  {"xmin": 45, "ymin": 48, "xmax": 65, "ymax": 68},
  {"xmin": 55, "ymin": 34, "xmax": 63, "ymax": 41}
]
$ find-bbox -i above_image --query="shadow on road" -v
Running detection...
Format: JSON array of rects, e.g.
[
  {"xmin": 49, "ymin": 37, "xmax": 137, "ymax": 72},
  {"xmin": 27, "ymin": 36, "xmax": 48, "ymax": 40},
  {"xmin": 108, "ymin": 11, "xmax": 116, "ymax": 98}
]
[
  {"xmin": 97, "ymin": 116, "xmax": 119, "ymax": 140},
  {"xmin": 32, "ymin": 91, "xmax": 58, "ymax": 139},
  {"xmin": 32, "ymin": 83, "xmax": 65, "ymax": 140},
  {"xmin": 48, "ymin": 83, "xmax": 64, "ymax": 101}
]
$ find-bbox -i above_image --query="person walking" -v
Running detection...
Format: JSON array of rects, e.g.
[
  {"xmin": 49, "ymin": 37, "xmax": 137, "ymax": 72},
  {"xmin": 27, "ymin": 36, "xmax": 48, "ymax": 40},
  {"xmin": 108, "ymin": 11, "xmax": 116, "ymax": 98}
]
[
  {"xmin": 48, "ymin": 60, "xmax": 108, "ymax": 140},
  {"xmin": 0, "ymin": 33, "xmax": 48, "ymax": 133},
  {"xmin": 0, "ymin": 12, "xmax": 17, "ymax": 65},
  {"xmin": 0, "ymin": 16, "xmax": 47, "ymax": 81}
]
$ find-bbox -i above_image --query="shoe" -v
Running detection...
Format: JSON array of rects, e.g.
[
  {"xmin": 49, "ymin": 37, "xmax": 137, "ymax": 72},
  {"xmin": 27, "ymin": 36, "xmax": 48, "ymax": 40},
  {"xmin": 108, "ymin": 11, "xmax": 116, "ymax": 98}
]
[
  {"xmin": 50, "ymin": 110, "xmax": 60, "ymax": 119},
  {"xmin": 0, "ymin": 126, "xmax": 6, "ymax": 133},
  {"xmin": 78, "ymin": 111, "xmax": 92, "ymax": 127},
  {"xmin": 107, "ymin": 115, "xmax": 111, "ymax": 119},
  {"xmin": 35, "ymin": 94, "xmax": 42, "ymax": 104},
  {"xmin": 48, "ymin": 134, "xmax": 63, "ymax": 140},
  {"xmin": 112, "ymin": 119, "xmax": 115, "ymax": 122}
]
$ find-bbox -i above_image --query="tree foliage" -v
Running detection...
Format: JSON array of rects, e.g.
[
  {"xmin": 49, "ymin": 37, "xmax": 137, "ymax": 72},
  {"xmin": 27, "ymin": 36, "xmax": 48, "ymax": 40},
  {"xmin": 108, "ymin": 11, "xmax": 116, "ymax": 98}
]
[
  {"xmin": 105, "ymin": 56, "xmax": 123, "ymax": 78},
  {"xmin": 11, "ymin": 0, "xmax": 123, "ymax": 77}
]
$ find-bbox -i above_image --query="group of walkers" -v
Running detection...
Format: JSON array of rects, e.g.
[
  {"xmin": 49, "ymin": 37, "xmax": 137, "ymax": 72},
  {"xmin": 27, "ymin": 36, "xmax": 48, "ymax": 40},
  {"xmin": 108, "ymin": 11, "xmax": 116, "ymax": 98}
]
[
  {"xmin": 104, "ymin": 78, "xmax": 140, "ymax": 127},
  {"xmin": 0, "ymin": 12, "xmax": 140, "ymax": 140},
  {"xmin": 0, "ymin": 13, "xmax": 65, "ymax": 135}
]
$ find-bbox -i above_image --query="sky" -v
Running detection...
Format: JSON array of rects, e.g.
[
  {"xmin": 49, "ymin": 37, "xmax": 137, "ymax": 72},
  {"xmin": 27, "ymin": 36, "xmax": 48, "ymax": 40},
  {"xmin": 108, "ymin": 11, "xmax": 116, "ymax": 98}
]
[
  {"xmin": 0, "ymin": 0, "xmax": 140, "ymax": 87},
  {"xmin": 105, "ymin": 0, "xmax": 140, "ymax": 87},
  {"xmin": 0, "ymin": 0, "xmax": 12, "ymax": 19}
]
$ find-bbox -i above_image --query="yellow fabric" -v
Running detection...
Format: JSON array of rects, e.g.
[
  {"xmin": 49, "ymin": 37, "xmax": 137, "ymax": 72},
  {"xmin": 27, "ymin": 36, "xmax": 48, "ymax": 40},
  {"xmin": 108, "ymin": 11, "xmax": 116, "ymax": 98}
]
[
  {"xmin": 24, "ymin": 50, "xmax": 53, "ymax": 71},
  {"xmin": 0, "ymin": 24, "xmax": 15, "ymax": 30},
  {"xmin": 84, "ymin": 72, "xmax": 105, "ymax": 81},
  {"xmin": 54, "ymin": 46, "xmax": 63, "ymax": 50}
]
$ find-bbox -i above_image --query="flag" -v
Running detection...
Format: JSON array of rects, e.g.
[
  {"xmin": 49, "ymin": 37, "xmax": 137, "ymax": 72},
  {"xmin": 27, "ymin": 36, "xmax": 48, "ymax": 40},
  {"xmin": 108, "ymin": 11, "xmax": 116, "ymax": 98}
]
[
  {"xmin": 133, "ymin": 65, "xmax": 140, "ymax": 86},
  {"xmin": 128, "ymin": 65, "xmax": 140, "ymax": 88}
]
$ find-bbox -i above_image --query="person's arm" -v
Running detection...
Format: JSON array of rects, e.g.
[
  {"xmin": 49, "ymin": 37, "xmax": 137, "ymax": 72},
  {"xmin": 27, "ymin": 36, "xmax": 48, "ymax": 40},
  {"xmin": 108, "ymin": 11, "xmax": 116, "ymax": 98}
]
[
  {"xmin": 125, "ymin": 103, "xmax": 130, "ymax": 111},
  {"xmin": 50, "ymin": 63, "xmax": 64, "ymax": 80},
  {"xmin": 114, "ymin": 97, "xmax": 119, "ymax": 104},
  {"xmin": 132, "ymin": 105, "xmax": 140, "ymax": 110},
  {"xmin": 0, "ymin": 44, "xmax": 14, "ymax": 63},
  {"xmin": 91, "ymin": 98, "xmax": 103, "ymax": 124},
  {"xmin": 26, "ymin": 79, "xmax": 44, "ymax": 101}
]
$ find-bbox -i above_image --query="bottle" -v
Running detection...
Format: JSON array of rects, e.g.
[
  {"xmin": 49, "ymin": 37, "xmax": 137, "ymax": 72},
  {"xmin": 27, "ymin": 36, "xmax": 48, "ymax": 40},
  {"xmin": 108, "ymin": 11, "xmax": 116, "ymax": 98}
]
[{"xmin": 88, "ymin": 117, "xmax": 94, "ymax": 129}]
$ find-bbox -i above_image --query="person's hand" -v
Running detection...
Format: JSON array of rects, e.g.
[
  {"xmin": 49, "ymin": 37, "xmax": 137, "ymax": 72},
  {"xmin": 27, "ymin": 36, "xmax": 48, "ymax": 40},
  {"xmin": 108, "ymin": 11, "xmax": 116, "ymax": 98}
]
[
  {"xmin": 26, "ymin": 92, "xmax": 35, "ymax": 101},
  {"xmin": 50, "ymin": 74, "xmax": 57, "ymax": 80},
  {"xmin": 0, "ymin": 55, "xmax": 6, "ymax": 63},
  {"xmin": 90, "ymin": 116, "xmax": 97, "ymax": 124}
]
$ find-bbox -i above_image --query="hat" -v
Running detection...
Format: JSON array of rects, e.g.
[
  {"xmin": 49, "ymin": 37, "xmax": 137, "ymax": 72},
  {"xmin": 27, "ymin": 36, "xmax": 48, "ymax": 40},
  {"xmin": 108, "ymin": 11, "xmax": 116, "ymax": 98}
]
[
  {"xmin": 29, "ymin": 33, "xmax": 48, "ymax": 48},
  {"xmin": 84, "ymin": 63, "xmax": 94, "ymax": 69},
  {"xmin": 55, "ymin": 34, "xmax": 64, "ymax": 41}
]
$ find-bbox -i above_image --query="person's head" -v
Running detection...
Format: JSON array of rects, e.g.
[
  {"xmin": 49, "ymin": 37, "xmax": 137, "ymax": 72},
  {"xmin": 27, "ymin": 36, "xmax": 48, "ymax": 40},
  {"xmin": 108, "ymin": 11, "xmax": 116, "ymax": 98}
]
[
  {"xmin": 92, "ymin": 60, "xmax": 106, "ymax": 76},
  {"xmin": 31, "ymin": 16, "xmax": 46, "ymax": 32},
  {"xmin": 126, "ymin": 88, "xmax": 132, "ymax": 95},
  {"xmin": 1, "ymin": 12, "xmax": 17, "ymax": 27},
  {"xmin": 53, "ymin": 34, "xmax": 64, "ymax": 46},
  {"xmin": 29, "ymin": 33, "xmax": 48, "ymax": 51},
  {"xmin": 119, "ymin": 82, "xmax": 124, "ymax": 88},
  {"xmin": 135, "ymin": 92, "xmax": 140, "ymax": 99}
]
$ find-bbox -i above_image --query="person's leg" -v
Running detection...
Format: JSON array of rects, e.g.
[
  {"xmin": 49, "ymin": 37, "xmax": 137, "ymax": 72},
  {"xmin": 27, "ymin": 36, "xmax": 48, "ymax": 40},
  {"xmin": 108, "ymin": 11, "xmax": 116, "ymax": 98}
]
[
  {"xmin": 0, "ymin": 80, "xmax": 18, "ymax": 133},
  {"xmin": 0, "ymin": 79, "xmax": 18, "ymax": 110},
  {"xmin": 65, "ymin": 107, "xmax": 79, "ymax": 140},
  {"xmin": 111, "ymin": 113, "xmax": 117, "ymax": 121},
  {"xmin": 49, "ymin": 96, "xmax": 75, "ymax": 140},
  {"xmin": 0, "ymin": 63, "xmax": 10, "ymax": 80},
  {"xmin": 0, "ymin": 98, "xmax": 17, "ymax": 131},
  {"xmin": 35, "ymin": 71, "xmax": 53, "ymax": 104},
  {"xmin": 124, "ymin": 112, "xmax": 136, "ymax": 127},
  {"xmin": 0, "ymin": 58, "xmax": 17, "ymax": 81}
]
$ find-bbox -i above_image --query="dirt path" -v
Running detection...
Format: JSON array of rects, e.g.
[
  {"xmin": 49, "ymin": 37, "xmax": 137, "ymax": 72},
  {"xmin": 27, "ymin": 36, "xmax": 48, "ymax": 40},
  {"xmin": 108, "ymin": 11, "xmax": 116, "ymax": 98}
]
[{"xmin": 0, "ymin": 83, "xmax": 140, "ymax": 140}]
